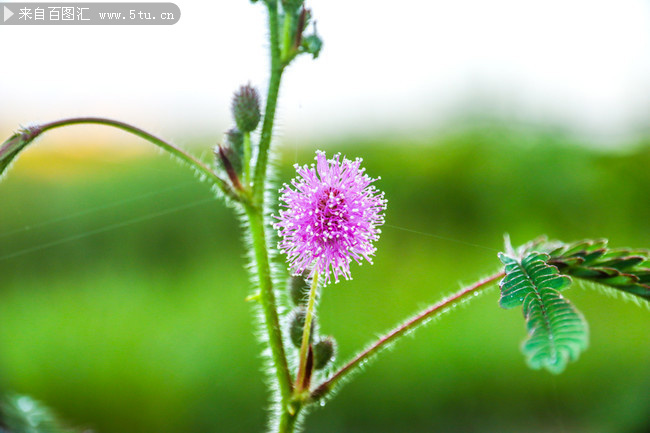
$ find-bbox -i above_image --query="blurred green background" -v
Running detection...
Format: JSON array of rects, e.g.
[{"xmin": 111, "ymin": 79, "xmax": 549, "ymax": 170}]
[{"xmin": 1, "ymin": 125, "xmax": 649, "ymax": 433}]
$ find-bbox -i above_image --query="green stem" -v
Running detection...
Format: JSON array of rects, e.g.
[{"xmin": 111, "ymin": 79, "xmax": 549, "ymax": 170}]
[
  {"xmin": 310, "ymin": 271, "xmax": 505, "ymax": 401},
  {"xmin": 295, "ymin": 272, "xmax": 319, "ymax": 393},
  {"xmin": 253, "ymin": 0, "xmax": 284, "ymax": 203},
  {"xmin": 243, "ymin": 131, "xmax": 252, "ymax": 187},
  {"xmin": 37, "ymin": 117, "xmax": 240, "ymax": 202},
  {"xmin": 244, "ymin": 203, "xmax": 294, "ymax": 406},
  {"xmin": 244, "ymin": 2, "xmax": 297, "ymax": 432}
]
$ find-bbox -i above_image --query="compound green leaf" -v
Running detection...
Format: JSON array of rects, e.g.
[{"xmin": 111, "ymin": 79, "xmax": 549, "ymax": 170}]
[
  {"xmin": 546, "ymin": 239, "xmax": 650, "ymax": 301},
  {"xmin": 522, "ymin": 287, "xmax": 589, "ymax": 374},
  {"xmin": 499, "ymin": 251, "xmax": 589, "ymax": 374}
]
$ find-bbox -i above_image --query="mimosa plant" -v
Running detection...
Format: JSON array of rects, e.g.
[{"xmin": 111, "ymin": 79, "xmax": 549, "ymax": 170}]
[{"xmin": 1, "ymin": 1, "xmax": 648, "ymax": 432}]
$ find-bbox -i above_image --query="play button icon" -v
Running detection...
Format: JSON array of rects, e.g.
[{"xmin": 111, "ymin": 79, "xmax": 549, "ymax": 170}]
[{"xmin": 3, "ymin": 6, "xmax": 14, "ymax": 22}]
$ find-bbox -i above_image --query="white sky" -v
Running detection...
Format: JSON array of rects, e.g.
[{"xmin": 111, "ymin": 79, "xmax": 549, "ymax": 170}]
[{"xmin": 1, "ymin": 0, "xmax": 649, "ymax": 145}]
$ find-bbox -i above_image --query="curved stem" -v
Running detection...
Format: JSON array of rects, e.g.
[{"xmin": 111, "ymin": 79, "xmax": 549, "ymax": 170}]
[
  {"xmin": 244, "ymin": 203, "xmax": 294, "ymax": 405},
  {"xmin": 311, "ymin": 271, "xmax": 505, "ymax": 401},
  {"xmin": 38, "ymin": 117, "xmax": 240, "ymax": 202},
  {"xmin": 295, "ymin": 273, "xmax": 319, "ymax": 393},
  {"xmin": 253, "ymin": 1, "xmax": 284, "ymax": 203}
]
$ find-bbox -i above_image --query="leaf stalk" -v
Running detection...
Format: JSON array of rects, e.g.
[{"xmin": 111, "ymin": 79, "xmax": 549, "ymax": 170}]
[{"xmin": 36, "ymin": 117, "xmax": 241, "ymax": 202}]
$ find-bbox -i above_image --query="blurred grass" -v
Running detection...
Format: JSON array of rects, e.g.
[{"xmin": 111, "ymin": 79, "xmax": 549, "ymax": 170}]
[{"xmin": 0, "ymin": 126, "xmax": 649, "ymax": 433}]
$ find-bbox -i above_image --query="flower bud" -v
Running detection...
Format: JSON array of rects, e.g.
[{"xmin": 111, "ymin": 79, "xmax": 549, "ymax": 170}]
[
  {"xmin": 231, "ymin": 84, "xmax": 261, "ymax": 133},
  {"xmin": 288, "ymin": 271, "xmax": 310, "ymax": 306},
  {"xmin": 313, "ymin": 337, "xmax": 336, "ymax": 370},
  {"xmin": 225, "ymin": 127, "xmax": 244, "ymax": 164},
  {"xmin": 301, "ymin": 32, "xmax": 322, "ymax": 59},
  {"xmin": 214, "ymin": 144, "xmax": 243, "ymax": 190},
  {"xmin": 225, "ymin": 127, "xmax": 244, "ymax": 152},
  {"xmin": 288, "ymin": 307, "xmax": 316, "ymax": 348}
]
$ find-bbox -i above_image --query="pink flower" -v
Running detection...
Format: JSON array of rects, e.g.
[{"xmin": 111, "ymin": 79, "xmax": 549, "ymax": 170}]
[{"xmin": 274, "ymin": 151, "xmax": 387, "ymax": 284}]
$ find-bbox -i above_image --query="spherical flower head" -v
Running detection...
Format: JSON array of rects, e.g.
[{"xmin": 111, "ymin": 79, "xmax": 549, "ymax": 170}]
[{"xmin": 274, "ymin": 150, "xmax": 387, "ymax": 284}]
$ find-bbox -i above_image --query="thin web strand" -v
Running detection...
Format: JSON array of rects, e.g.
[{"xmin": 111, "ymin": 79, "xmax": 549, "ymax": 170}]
[
  {"xmin": 0, "ymin": 181, "xmax": 196, "ymax": 239},
  {"xmin": 385, "ymin": 223, "xmax": 498, "ymax": 252},
  {"xmin": 0, "ymin": 203, "xmax": 498, "ymax": 262},
  {"xmin": 0, "ymin": 197, "xmax": 216, "ymax": 261}
]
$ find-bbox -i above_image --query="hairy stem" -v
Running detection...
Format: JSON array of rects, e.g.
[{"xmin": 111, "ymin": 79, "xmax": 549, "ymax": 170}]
[
  {"xmin": 245, "ymin": 204, "xmax": 294, "ymax": 406},
  {"xmin": 253, "ymin": 0, "xmax": 284, "ymax": 203},
  {"xmin": 311, "ymin": 272, "xmax": 505, "ymax": 400},
  {"xmin": 242, "ymin": 2, "xmax": 296, "ymax": 432},
  {"xmin": 37, "ymin": 117, "xmax": 239, "ymax": 201},
  {"xmin": 295, "ymin": 273, "xmax": 319, "ymax": 393}
]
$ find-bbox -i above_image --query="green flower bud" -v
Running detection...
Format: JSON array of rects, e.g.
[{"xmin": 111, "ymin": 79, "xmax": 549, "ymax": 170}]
[
  {"xmin": 313, "ymin": 337, "xmax": 336, "ymax": 370},
  {"xmin": 301, "ymin": 31, "xmax": 322, "ymax": 59},
  {"xmin": 288, "ymin": 271, "xmax": 311, "ymax": 306},
  {"xmin": 288, "ymin": 307, "xmax": 316, "ymax": 348},
  {"xmin": 225, "ymin": 127, "xmax": 244, "ymax": 151},
  {"xmin": 231, "ymin": 84, "xmax": 261, "ymax": 133},
  {"xmin": 225, "ymin": 127, "xmax": 244, "ymax": 164}
]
